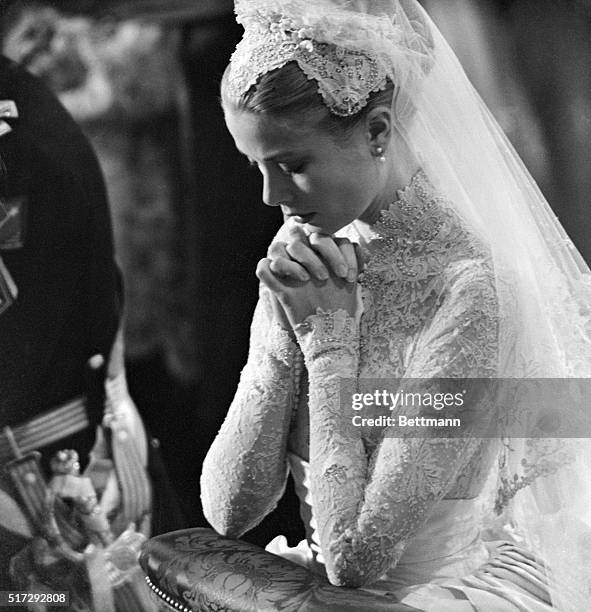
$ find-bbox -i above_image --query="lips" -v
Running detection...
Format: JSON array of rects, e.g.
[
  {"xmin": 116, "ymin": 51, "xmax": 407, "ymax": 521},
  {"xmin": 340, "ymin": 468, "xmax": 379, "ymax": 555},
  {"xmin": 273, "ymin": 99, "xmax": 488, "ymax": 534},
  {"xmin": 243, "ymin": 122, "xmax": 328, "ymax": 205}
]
[{"xmin": 290, "ymin": 213, "xmax": 315, "ymax": 223}]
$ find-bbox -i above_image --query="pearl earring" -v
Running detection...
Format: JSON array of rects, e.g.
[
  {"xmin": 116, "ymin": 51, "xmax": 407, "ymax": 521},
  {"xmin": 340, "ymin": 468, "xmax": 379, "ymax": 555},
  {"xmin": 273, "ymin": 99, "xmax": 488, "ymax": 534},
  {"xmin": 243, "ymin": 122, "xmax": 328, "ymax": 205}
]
[{"xmin": 376, "ymin": 146, "xmax": 386, "ymax": 163}]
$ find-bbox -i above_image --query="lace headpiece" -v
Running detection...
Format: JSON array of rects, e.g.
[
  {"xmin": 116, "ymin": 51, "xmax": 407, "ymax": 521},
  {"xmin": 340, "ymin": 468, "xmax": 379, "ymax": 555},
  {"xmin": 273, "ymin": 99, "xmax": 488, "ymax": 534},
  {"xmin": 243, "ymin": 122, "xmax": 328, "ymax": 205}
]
[{"xmin": 227, "ymin": 0, "xmax": 398, "ymax": 116}]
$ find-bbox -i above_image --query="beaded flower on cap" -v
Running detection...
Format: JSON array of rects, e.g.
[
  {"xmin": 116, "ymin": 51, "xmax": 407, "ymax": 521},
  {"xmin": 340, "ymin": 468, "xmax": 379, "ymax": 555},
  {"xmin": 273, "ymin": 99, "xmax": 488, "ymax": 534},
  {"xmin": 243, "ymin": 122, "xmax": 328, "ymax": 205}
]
[{"xmin": 227, "ymin": 0, "xmax": 392, "ymax": 117}]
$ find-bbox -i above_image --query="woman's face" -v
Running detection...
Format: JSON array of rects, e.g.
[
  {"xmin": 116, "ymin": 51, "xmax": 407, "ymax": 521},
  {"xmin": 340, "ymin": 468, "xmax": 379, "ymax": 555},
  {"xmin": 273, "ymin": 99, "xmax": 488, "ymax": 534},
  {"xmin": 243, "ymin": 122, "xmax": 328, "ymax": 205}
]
[{"xmin": 224, "ymin": 108, "xmax": 382, "ymax": 235}]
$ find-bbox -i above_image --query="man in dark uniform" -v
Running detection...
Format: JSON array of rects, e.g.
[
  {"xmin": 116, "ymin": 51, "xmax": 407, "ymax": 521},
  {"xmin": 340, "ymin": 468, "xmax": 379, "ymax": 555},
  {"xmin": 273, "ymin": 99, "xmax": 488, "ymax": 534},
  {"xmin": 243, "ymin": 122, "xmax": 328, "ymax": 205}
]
[{"xmin": 0, "ymin": 55, "xmax": 153, "ymax": 605}]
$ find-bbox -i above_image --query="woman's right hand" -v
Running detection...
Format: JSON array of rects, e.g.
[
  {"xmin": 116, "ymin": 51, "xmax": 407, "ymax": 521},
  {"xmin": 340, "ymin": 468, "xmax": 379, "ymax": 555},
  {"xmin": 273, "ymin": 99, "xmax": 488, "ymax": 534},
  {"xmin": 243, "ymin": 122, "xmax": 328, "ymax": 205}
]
[
  {"xmin": 269, "ymin": 292, "xmax": 293, "ymax": 332},
  {"xmin": 268, "ymin": 223, "xmax": 363, "ymax": 284}
]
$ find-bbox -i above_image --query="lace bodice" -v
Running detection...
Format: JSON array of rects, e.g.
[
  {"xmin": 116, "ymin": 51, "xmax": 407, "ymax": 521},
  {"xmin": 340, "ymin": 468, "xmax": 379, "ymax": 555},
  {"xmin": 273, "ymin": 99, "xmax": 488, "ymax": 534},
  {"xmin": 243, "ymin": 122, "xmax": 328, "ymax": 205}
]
[
  {"xmin": 355, "ymin": 172, "xmax": 497, "ymax": 379},
  {"xmin": 201, "ymin": 170, "xmax": 500, "ymax": 588}
]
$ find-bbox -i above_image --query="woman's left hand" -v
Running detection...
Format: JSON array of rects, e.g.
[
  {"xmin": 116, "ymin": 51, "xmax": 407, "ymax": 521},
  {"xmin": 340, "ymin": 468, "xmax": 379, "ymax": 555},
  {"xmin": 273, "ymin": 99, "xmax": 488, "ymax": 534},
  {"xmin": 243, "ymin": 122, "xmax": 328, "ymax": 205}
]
[
  {"xmin": 257, "ymin": 258, "xmax": 357, "ymax": 327},
  {"xmin": 268, "ymin": 224, "xmax": 363, "ymax": 283}
]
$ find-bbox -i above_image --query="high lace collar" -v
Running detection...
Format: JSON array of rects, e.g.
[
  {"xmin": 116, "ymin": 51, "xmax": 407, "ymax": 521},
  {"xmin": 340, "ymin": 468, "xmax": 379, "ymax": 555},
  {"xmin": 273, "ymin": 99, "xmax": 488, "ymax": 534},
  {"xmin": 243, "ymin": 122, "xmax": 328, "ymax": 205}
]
[
  {"xmin": 355, "ymin": 168, "xmax": 450, "ymax": 246},
  {"xmin": 350, "ymin": 169, "xmax": 484, "ymax": 284}
]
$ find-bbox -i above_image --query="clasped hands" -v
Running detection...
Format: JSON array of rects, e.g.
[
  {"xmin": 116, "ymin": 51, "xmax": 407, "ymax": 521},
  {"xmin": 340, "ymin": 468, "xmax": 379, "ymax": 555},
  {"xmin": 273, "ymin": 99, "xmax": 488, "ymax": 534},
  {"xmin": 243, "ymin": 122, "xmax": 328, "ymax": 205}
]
[{"xmin": 256, "ymin": 224, "xmax": 363, "ymax": 329}]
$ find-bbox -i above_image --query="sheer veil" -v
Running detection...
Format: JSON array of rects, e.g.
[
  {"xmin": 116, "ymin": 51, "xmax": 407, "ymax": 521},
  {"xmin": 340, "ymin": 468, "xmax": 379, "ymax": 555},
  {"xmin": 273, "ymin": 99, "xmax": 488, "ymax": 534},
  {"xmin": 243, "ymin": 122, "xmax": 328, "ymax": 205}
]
[{"xmin": 234, "ymin": 1, "xmax": 591, "ymax": 608}]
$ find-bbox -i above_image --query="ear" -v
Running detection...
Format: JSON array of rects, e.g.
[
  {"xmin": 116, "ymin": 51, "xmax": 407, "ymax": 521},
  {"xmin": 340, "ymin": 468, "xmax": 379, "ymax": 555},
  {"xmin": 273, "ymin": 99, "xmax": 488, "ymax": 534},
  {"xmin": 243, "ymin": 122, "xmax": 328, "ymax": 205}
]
[{"xmin": 365, "ymin": 105, "xmax": 393, "ymax": 151}]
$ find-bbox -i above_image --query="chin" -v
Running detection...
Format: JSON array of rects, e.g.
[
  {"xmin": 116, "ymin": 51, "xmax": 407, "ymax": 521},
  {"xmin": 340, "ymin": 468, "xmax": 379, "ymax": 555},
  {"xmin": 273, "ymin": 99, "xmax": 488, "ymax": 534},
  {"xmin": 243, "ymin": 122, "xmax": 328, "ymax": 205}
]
[{"xmin": 305, "ymin": 219, "xmax": 348, "ymax": 236}]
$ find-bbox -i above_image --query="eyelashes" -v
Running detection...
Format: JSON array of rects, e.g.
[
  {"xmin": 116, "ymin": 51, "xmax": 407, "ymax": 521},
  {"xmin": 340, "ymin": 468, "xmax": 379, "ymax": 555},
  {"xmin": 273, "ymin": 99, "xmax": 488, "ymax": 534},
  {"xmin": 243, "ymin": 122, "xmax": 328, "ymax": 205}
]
[
  {"xmin": 246, "ymin": 159, "xmax": 306, "ymax": 175},
  {"xmin": 279, "ymin": 163, "xmax": 305, "ymax": 175}
]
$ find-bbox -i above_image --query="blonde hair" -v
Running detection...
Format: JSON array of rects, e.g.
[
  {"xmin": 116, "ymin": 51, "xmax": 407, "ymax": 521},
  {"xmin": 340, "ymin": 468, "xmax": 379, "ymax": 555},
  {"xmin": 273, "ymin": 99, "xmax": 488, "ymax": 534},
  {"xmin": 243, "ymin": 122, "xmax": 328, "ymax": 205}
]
[{"xmin": 221, "ymin": 61, "xmax": 394, "ymax": 139}]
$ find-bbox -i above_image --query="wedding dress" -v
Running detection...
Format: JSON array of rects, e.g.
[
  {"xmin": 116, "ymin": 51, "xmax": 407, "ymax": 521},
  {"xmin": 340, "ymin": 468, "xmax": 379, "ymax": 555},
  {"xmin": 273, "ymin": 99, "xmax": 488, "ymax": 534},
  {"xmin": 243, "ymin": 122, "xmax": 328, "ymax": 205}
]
[
  {"xmin": 203, "ymin": 170, "xmax": 555, "ymax": 611},
  {"xmin": 202, "ymin": 1, "xmax": 591, "ymax": 608}
]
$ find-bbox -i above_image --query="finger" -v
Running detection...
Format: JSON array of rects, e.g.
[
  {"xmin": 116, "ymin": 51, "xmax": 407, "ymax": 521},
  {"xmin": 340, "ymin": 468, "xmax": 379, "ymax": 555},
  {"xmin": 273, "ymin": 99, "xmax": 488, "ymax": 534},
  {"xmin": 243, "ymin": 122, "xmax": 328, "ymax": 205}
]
[
  {"xmin": 267, "ymin": 241, "xmax": 288, "ymax": 258},
  {"xmin": 334, "ymin": 238, "xmax": 358, "ymax": 283},
  {"xmin": 256, "ymin": 258, "xmax": 285, "ymax": 295},
  {"xmin": 353, "ymin": 242, "xmax": 365, "ymax": 274},
  {"xmin": 287, "ymin": 222, "xmax": 310, "ymax": 243},
  {"xmin": 268, "ymin": 242, "xmax": 310, "ymax": 281},
  {"xmin": 269, "ymin": 257, "xmax": 310, "ymax": 281},
  {"xmin": 308, "ymin": 233, "xmax": 348, "ymax": 279},
  {"xmin": 286, "ymin": 239, "xmax": 330, "ymax": 281}
]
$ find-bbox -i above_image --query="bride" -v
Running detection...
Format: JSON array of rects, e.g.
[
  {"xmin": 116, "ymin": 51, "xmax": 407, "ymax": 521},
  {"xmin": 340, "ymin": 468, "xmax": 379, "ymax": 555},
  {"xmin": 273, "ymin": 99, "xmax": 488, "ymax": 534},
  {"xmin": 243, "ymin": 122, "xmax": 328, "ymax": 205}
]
[{"xmin": 201, "ymin": 1, "xmax": 591, "ymax": 609}]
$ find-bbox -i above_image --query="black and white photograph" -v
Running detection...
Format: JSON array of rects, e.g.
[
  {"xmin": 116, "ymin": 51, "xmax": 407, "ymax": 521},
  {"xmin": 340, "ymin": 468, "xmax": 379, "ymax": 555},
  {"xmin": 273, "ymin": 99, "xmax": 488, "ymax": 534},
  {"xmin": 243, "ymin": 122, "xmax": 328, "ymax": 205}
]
[{"xmin": 1, "ymin": 1, "xmax": 591, "ymax": 610}]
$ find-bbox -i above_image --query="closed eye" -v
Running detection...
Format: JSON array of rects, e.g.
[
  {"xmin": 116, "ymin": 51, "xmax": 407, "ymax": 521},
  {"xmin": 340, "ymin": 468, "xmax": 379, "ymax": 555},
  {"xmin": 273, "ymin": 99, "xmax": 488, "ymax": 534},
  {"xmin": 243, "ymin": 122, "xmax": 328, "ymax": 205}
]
[{"xmin": 278, "ymin": 162, "xmax": 306, "ymax": 175}]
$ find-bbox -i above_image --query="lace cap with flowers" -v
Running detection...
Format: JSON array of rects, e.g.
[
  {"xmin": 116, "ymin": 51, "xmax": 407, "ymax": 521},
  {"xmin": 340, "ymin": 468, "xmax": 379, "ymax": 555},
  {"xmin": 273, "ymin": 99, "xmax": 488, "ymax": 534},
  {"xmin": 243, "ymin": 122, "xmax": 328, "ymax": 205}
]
[{"xmin": 227, "ymin": 0, "xmax": 430, "ymax": 117}]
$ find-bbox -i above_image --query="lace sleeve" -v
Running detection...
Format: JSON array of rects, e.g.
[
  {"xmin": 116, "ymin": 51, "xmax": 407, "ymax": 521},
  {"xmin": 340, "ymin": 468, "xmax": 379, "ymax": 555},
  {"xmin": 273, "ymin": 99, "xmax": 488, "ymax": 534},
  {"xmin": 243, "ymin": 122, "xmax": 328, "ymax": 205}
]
[
  {"xmin": 201, "ymin": 285, "xmax": 301, "ymax": 537},
  {"xmin": 296, "ymin": 259, "xmax": 499, "ymax": 587}
]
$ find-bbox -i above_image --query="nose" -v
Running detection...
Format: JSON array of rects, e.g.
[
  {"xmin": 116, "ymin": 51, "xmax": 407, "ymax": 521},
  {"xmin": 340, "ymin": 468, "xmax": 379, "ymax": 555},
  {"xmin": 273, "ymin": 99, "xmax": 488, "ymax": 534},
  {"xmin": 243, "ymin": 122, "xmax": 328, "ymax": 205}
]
[{"xmin": 262, "ymin": 168, "xmax": 291, "ymax": 208}]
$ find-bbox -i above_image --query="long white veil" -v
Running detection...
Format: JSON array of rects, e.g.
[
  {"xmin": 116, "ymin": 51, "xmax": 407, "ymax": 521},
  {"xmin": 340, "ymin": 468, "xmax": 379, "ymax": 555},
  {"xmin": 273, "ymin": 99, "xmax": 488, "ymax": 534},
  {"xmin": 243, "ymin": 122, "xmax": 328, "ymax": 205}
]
[
  {"xmin": 234, "ymin": 0, "xmax": 591, "ymax": 608},
  {"xmin": 399, "ymin": 6, "xmax": 591, "ymax": 609},
  {"xmin": 392, "ymin": 5, "xmax": 591, "ymax": 609}
]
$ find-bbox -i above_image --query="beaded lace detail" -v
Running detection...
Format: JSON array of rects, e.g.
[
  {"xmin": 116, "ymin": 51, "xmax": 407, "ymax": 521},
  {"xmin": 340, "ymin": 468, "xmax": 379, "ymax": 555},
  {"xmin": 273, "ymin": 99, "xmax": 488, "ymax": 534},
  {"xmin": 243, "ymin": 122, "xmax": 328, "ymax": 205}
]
[
  {"xmin": 358, "ymin": 170, "xmax": 498, "ymax": 380},
  {"xmin": 294, "ymin": 308, "xmax": 359, "ymax": 359},
  {"xmin": 201, "ymin": 170, "xmax": 501, "ymax": 587},
  {"xmin": 228, "ymin": 4, "xmax": 388, "ymax": 116}
]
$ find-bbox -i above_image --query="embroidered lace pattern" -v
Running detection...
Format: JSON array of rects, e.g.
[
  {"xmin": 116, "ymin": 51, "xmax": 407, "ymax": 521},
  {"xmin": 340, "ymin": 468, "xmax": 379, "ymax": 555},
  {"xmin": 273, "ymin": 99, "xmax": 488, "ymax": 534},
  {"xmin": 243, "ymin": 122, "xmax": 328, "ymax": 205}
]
[
  {"xmin": 201, "ymin": 287, "xmax": 301, "ymax": 537},
  {"xmin": 227, "ymin": 5, "xmax": 388, "ymax": 116},
  {"xmin": 201, "ymin": 170, "xmax": 502, "ymax": 586},
  {"xmin": 358, "ymin": 170, "xmax": 497, "ymax": 379}
]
